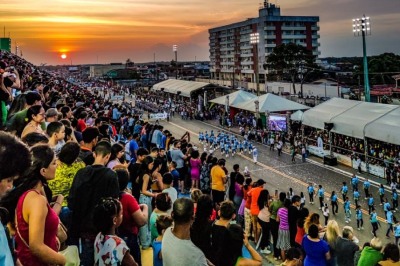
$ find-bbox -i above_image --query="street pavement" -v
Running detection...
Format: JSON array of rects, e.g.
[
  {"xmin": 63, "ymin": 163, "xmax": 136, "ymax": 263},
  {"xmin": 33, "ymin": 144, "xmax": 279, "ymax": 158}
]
[{"xmin": 159, "ymin": 115, "xmax": 397, "ymax": 265}]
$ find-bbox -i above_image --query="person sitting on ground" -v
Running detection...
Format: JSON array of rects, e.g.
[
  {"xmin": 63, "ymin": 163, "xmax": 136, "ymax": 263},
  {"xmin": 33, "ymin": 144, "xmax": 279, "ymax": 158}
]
[
  {"xmin": 93, "ymin": 198, "xmax": 137, "ymax": 266},
  {"xmin": 357, "ymin": 237, "xmax": 384, "ymax": 266},
  {"xmin": 219, "ymin": 223, "xmax": 262, "ymax": 266},
  {"xmin": 377, "ymin": 243, "xmax": 400, "ymax": 266},
  {"xmin": 150, "ymin": 193, "xmax": 172, "ymax": 242},
  {"xmin": 46, "ymin": 121, "xmax": 65, "ymax": 155},
  {"xmin": 161, "ymin": 198, "xmax": 210, "ymax": 266},
  {"xmin": 116, "ymin": 167, "xmax": 148, "ymax": 265},
  {"xmin": 152, "ymin": 215, "xmax": 173, "ymax": 266}
]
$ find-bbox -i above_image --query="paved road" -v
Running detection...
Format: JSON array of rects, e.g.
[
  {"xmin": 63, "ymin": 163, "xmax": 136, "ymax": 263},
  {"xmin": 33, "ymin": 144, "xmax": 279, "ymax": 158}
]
[{"xmin": 159, "ymin": 116, "xmax": 396, "ymax": 265}]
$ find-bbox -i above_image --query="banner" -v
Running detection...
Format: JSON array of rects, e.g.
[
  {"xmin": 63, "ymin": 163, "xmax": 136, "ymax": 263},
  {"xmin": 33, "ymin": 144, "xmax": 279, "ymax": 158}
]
[
  {"xmin": 307, "ymin": 145, "xmax": 329, "ymax": 158},
  {"xmin": 149, "ymin": 112, "xmax": 167, "ymax": 121},
  {"xmin": 332, "ymin": 152, "xmax": 352, "ymax": 167}
]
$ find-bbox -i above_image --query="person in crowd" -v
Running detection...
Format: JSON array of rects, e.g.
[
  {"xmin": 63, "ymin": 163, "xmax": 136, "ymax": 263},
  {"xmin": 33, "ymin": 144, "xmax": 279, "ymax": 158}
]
[
  {"xmin": 330, "ymin": 190, "xmax": 338, "ymax": 215},
  {"xmin": 302, "ymin": 224, "xmax": 331, "ymax": 265},
  {"xmin": 211, "ymin": 200, "xmax": 236, "ymax": 266},
  {"xmin": 44, "ymin": 108, "xmax": 59, "ymax": 126},
  {"xmin": 169, "ymin": 141, "xmax": 187, "ymax": 193},
  {"xmin": 0, "ymin": 132, "xmax": 31, "ymax": 265},
  {"xmin": 68, "ymin": 141, "xmax": 120, "ymax": 265},
  {"xmin": 150, "ymin": 158, "xmax": 164, "ymax": 194},
  {"xmin": 128, "ymin": 147, "xmax": 149, "ymax": 201},
  {"xmin": 304, "ymin": 213, "xmax": 326, "ymax": 236},
  {"xmin": 211, "ymin": 158, "xmax": 227, "ymax": 207},
  {"xmin": 93, "ymin": 197, "xmax": 137, "ymax": 266},
  {"xmin": 248, "ymin": 179, "xmax": 265, "ymax": 244},
  {"xmin": 257, "ymin": 189, "xmax": 272, "ymax": 254},
  {"xmin": 229, "ymin": 164, "xmax": 241, "ymax": 201},
  {"xmin": 277, "ymin": 198, "xmax": 292, "ymax": 261},
  {"xmin": 150, "ymin": 193, "xmax": 172, "ymax": 242},
  {"xmin": 1, "ymin": 144, "xmax": 66, "ymax": 265},
  {"xmin": 137, "ymin": 156, "xmax": 156, "ymax": 249},
  {"xmin": 377, "ymin": 243, "xmax": 400, "ymax": 266},
  {"xmin": 152, "ymin": 215, "xmax": 173, "ymax": 266},
  {"xmin": 7, "ymin": 91, "xmax": 42, "ymax": 136},
  {"xmin": 162, "ymin": 198, "xmax": 210, "ymax": 265},
  {"xmin": 190, "ymin": 149, "xmax": 202, "ymax": 190},
  {"xmin": 324, "ymin": 220, "xmax": 340, "ymax": 265},
  {"xmin": 21, "ymin": 105, "xmax": 46, "ymax": 138},
  {"xmin": 191, "ymin": 194, "xmax": 214, "ymax": 260},
  {"xmin": 270, "ymin": 191, "xmax": 286, "ymax": 260},
  {"xmin": 79, "ymin": 126, "xmax": 100, "ymax": 165},
  {"xmin": 307, "ymin": 183, "xmax": 315, "ymax": 205},
  {"xmin": 21, "ymin": 131, "xmax": 49, "ymax": 146},
  {"xmin": 295, "ymin": 207, "xmax": 309, "ymax": 247},
  {"xmin": 116, "ymin": 167, "xmax": 148, "ymax": 266},
  {"xmin": 370, "ymin": 207, "xmax": 379, "ymax": 237},
  {"xmin": 107, "ymin": 143, "xmax": 126, "ymax": 169},
  {"xmin": 335, "ymin": 225, "xmax": 360, "ymax": 266},
  {"xmin": 46, "ymin": 121, "xmax": 65, "ymax": 155},
  {"xmin": 317, "ymin": 184, "xmax": 325, "ymax": 210},
  {"xmin": 357, "ymin": 237, "xmax": 384, "ymax": 266},
  {"xmin": 191, "ymin": 189, "xmax": 203, "ymax": 212},
  {"xmin": 162, "ymin": 173, "xmax": 178, "ymax": 208},
  {"xmin": 279, "ymin": 247, "xmax": 303, "ymax": 266},
  {"xmin": 355, "ymin": 205, "xmax": 364, "ymax": 231},
  {"xmin": 219, "ymin": 223, "xmax": 263, "ymax": 266},
  {"xmin": 199, "ymin": 154, "xmax": 212, "ymax": 194},
  {"xmin": 288, "ymin": 195, "xmax": 301, "ymax": 247},
  {"xmin": 233, "ymin": 173, "xmax": 245, "ymax": 216}
]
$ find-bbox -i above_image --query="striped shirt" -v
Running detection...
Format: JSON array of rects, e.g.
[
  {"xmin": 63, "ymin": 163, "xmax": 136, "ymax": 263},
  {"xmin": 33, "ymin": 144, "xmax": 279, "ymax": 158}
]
[{"xmin": 277, "ymin": 207, "xmax": 289, "ymax": 230}]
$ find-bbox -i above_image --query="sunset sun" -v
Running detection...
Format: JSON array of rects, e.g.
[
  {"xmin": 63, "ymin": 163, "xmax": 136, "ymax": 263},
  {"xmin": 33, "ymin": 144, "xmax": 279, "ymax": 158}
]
[{"xmin": 61, "ymin": 54, "xmax": 67, "ymax": 59}]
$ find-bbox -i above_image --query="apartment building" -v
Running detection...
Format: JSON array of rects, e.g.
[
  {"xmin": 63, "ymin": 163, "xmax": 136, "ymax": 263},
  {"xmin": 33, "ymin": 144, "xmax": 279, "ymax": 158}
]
[{"xmin": 209, "ymin": 1, "xmax": 320, "ymax": 86}]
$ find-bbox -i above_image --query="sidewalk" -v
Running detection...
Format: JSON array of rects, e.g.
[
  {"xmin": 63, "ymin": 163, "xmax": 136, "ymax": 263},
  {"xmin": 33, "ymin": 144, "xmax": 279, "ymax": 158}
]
[{"xmin": 201, "ymin": 119, "xmax": 389, "ymax": 190}]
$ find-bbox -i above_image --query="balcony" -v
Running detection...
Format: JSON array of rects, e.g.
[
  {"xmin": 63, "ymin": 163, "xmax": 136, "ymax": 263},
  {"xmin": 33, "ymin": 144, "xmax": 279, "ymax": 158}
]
[
  {"xmin": 240, "ymin": 53, "xmax": 254, "ymax": 57},
  {"xmin": 281, "ymin": 26, "xmax": 306, "ymax": 31},
  {"xmin": 241, "ymin": 61, "xmax": 253, "ymax": 65},
  {"xmin": 263, "ymin": 26, "xmax": 276, "ymax": 30},
  {"xmin": 282, "ymin": 34, "xmax": 306, "ymax": 39},
  {"xmin": 312, "ymin": 34, "xmax": 321, "ymax": 39},
  {"xmin": 241, "ymin": 69, "xmax": 254, "ymax": 74},
  {"xmin": 264, "ymin": 35, "xmax": 276, "ymax": 39},
  {"xmin": 311, "ymin": 26, "xmax": 320, "ymax": 31},
  {"xmin": 265, "ymin": 43, "xmax": 276, "ymax": 48}
]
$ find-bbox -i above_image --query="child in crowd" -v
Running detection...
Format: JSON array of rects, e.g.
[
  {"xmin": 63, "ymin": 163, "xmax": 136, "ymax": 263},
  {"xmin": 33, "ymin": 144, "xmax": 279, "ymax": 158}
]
[
  {"xmin": 252, "ymin": 146, "xmax": 258, "ymax": 164},
  {"xmin": 93, "ymin": 198, "xmax": 137, "ymax": 266},
  {"xmin": 46, "ymin": 121, "xmax": 65, "ymax": 155},
  {"xmin": 300, "ymin": 192, "xmax": 306, "ymax": 209},
  {"xmin": 356, "ymin": 205, "xmax": 364, "ymax": 230},
  {"xmin": 344, "ymin": 197, "xmax": 351, "ymax": 223},
  {"xmin": 323, "ymin": 203, "xmax": 329, "ymax": 226},
  {"xmin": 152, "ymin": 215, "xmax": 173, "ymax": 266}
]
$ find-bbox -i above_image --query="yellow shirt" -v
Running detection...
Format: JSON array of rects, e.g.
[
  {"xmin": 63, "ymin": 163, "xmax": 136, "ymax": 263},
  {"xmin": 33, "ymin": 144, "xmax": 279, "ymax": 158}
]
[{"xmin": 211, "ymin": 165, "xmax": 226, "ymax": 191}]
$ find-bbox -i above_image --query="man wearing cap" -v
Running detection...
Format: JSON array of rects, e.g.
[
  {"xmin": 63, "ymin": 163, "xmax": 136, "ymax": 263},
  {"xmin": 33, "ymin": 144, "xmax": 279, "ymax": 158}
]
[{"xmin": 7, "ymin": 91, "xmax": 43, "ymax": 136}]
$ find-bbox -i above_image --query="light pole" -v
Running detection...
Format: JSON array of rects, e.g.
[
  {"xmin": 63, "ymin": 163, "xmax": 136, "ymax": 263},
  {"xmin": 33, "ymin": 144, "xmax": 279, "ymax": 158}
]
[
  {"xmin": 250, "ymin": 32, "xmax": 260, "ymax": 96},
  {"xmin": 254, "ymin": 99, "xmax": 260, "ymax": 119},
  {"xmin": 173, "ymin": 45, "xmax": 178, "ymax": 79},
  {"xmin": 353, "ymin": 15, "xmax": 371, "ymax": 102}
]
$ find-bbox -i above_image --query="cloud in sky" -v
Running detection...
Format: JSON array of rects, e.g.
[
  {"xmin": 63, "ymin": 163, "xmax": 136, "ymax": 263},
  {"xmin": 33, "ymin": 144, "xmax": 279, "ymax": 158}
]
[{"xmin": 1, "ymin": 0, "xmax": 399, "ymax": 65}]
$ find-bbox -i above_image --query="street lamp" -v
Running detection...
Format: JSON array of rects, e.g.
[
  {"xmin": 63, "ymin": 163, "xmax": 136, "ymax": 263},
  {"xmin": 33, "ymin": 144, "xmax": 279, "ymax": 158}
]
[
  {"xmin": 250, "ymin": 32, "xmax": 260, "ymax": 96},
  {"xmin": 254, "ymin": 99, "xmax": 260, "ymax": 119},
  {"xmin": 173, "ymin": 45, "xmax": 178, "ymax": 79},
  {"xmin": 353, "ymin": 15, "xmax": 371, "ymax": 102}
]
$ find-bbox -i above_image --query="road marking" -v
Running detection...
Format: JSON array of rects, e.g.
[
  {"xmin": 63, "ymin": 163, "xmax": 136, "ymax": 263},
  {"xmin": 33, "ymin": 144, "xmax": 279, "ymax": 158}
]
[{"xmin": 167, "ymin": 120, "xmax": 387, "ymax": 223}]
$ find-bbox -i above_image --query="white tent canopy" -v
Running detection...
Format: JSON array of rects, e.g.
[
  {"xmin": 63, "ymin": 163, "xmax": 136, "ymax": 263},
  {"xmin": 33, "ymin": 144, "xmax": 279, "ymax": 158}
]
[
  {"xmin": 302, "ymin": 98, "xmax": 361, "ymax": 130},
  {"xmin": 152, "ymin": 79, "xmax": 211, "ymax": 97},
  {"xmin": 330, "ymin": 102, "xmax": 398, "ymax": 139},
  {"xmin": 209, "ymin": 90, "xmax": 257, "ymax": 106},
  {"xmin": 232, "ymin": 93, "xmax": 310, "ymax": 113},
  {"xmin": 364, "ymin": 108, "xmax": 400, "ymax": 145},
  {"xmin": 302, "ymin": 98, "xmax": 400, "ymax": 145},
  {"xmin": 290, "ymin": 110, "xmax": 304, "ymax": 121}
]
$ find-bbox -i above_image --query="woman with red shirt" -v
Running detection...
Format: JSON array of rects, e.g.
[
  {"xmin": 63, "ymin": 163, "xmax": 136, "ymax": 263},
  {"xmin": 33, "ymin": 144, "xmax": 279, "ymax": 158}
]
[{"xmin": 116, "ymin": 168, "xmax": 148, "ymax": 266}]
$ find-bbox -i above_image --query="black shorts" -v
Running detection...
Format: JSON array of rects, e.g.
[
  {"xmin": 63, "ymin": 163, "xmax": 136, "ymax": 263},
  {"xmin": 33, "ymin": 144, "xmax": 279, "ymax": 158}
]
[
  {"xmin": 177, "ymin": 167, "xmax": 186, "ymax": 181},
  {"xmin": 212, "ymin": 189, "xmax": 226, "ymax": 205}
]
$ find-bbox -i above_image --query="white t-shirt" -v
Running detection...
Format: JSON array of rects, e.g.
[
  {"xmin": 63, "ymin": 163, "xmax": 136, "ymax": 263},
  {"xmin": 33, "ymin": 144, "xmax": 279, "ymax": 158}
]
[
  {"xmin": 162, "ymin": 227, "xmax": 208, "ymax": 266},
  {"xmin": 163, "ymin": 187, "xmax": 178, "ymax": 206}
]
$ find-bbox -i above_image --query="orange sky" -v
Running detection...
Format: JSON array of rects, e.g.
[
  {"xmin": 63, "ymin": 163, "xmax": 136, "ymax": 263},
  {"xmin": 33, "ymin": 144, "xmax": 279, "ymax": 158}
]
[{"xmin": 1, "ymin": 0, "xmax": 399, "ymax": 65}]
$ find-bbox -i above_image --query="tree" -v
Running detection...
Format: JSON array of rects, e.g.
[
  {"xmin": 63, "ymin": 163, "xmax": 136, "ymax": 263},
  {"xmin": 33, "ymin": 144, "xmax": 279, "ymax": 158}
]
[{"xmin": 264, "ymin": 43, "xmax": 317, "ymax": 95}]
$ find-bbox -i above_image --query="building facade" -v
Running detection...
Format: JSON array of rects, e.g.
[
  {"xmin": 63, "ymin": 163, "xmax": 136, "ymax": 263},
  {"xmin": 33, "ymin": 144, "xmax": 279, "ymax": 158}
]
[{"xmin": 209, "ymin": 1, "xmax": 320, "ymax": 86}]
